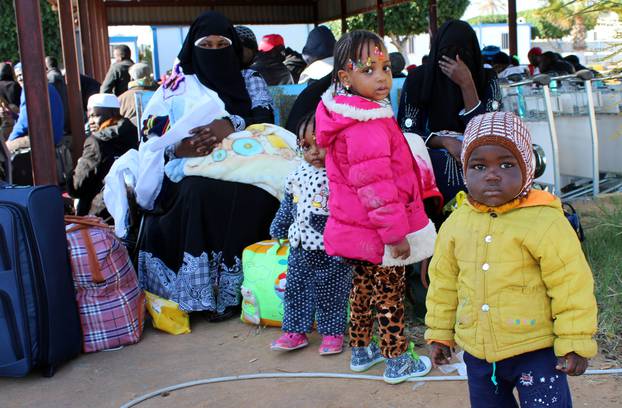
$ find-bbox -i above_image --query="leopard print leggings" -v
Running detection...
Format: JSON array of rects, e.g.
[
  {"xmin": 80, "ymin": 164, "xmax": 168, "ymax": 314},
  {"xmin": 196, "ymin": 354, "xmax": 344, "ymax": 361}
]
[{"xmin": 348, "ymin": 264, "xmax": 407, "ymax": 358}]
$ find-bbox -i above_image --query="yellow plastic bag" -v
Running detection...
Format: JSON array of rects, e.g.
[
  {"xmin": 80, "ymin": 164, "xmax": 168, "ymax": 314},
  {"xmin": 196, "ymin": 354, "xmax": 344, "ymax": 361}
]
[{"xmin": 144, "ymin": 291, "xmax": 191, "ymax": 335}]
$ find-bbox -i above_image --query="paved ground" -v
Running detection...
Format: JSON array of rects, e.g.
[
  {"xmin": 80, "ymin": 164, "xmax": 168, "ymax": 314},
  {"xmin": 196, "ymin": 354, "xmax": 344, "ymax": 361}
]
[{"xmin": 1, "ymin": 318, "xmax": 621, "ymax": 408}]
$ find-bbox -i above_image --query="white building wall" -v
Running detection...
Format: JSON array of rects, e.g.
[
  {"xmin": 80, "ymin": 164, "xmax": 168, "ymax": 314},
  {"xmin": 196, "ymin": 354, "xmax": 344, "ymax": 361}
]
[
  {"xmin": 150, "ymin": 24, "xmax": 314, "ymax": 78},
  {"xmin": 472, "ymin": 23, "xmax": 532, "ymax": 64},
  {"xmin": 404, "ymin": 33, "xmax": 431, "ymax": 66},
  {"xmin": 152, "ymin": 26, "xmax": 190, "ymax": 78},
  {"xmin": 397, "ymin": 24, "xmax": 532, "ymax": 68}
]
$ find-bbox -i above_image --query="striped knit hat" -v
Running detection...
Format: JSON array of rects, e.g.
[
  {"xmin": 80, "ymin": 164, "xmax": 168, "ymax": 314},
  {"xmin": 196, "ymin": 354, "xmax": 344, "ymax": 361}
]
[{"xmin": 461, "ymin": 111, "xmax": 534, "ymax": 197}]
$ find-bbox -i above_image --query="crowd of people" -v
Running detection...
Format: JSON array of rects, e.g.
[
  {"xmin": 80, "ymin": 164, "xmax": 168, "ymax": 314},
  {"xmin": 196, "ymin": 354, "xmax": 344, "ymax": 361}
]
[
  {"xmin": 0, "ymin": 12, "xmax": 600, "ymax": 406},
  {"xmin": 482, "ymin": 44, "xmax": 599, "ymax": 81}
]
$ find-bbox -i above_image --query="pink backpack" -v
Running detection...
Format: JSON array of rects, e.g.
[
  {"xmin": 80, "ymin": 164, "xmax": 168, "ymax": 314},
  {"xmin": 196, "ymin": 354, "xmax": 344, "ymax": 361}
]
[{"xmin": 65, "ymin": 216, "xmax": 144, "ymax": 353}]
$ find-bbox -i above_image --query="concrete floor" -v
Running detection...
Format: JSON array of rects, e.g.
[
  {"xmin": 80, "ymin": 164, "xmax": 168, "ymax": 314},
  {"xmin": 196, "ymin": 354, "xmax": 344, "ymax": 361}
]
[{"xmin": 1, "ymin": 318, "xmax": 621, "ymax": 408}]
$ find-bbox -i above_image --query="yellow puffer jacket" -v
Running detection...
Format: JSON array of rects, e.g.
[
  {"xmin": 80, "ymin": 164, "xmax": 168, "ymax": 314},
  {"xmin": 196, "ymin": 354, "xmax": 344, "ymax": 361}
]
[{"xmin": 425, "ymin": 190, "xmax": 598, "ymax": 362}]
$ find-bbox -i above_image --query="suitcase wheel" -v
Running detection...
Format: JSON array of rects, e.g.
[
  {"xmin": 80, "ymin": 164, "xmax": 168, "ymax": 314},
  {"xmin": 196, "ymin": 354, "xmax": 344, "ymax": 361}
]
[{"xmin": 42, "ymin": 364, "xmax": 56, "ymax": 378}]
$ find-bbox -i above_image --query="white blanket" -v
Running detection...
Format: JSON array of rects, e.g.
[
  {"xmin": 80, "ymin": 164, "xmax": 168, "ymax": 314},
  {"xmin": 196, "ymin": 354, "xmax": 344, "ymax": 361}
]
[
  {"xmin": 103, "ymin": 138, "xmax": 167, "ymax": 238},
  {"xmin": 103, "ymin": 149, "xmax": 139, "ymax": 238}
]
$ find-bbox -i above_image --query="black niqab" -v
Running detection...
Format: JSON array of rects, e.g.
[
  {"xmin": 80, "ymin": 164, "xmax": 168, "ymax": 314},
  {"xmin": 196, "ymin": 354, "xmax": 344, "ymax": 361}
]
[
  {"xmin": 177, "ymin": 11, "xmax": 252, "ymax": 118},
  {"xmin": 406, "ymin": 20, "xmax": 487, "ymax": 133},
  {"xmin": 0, "ymin": 63, "xmax": 14, "ymax": 81}
]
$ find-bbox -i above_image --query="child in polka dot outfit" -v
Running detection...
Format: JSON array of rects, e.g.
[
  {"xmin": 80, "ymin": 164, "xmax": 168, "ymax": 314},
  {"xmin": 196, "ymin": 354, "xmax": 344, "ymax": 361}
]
[{"xmin": 269, "ymin": 111, "xmax": 352, "ymax": 355}]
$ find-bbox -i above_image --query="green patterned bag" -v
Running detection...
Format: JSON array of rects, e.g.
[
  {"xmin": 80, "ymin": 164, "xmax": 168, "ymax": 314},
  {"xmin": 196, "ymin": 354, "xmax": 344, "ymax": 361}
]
[{"xmin": 241, "ymin": 240, "xmax": 289, "ymax": 326}]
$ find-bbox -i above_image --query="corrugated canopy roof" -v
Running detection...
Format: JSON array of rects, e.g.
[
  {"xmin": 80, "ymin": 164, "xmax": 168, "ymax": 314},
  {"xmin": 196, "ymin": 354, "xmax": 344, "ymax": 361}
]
[{"xmin": 103, "ymin": 0, "xmax": 411, "ymax": 26}]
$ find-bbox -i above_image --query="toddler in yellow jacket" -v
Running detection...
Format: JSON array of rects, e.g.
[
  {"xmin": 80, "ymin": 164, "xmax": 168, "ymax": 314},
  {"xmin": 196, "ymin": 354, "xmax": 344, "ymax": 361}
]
[{"xmin": 425, "ymin": 111, "xmax": 598, "ymax": 408}]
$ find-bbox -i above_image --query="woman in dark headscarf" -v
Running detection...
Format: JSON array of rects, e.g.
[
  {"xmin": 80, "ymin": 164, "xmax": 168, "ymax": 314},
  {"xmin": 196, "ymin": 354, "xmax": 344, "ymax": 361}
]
[
  {"xmin": 177, "ymin": 12, "xmax": 251, "ymax": 118},
  {"xmin": 298, "ymin": 26, "xmax": 336, "ymax": 84},
  {"xmin": 137, "ymin": 12, "xmax": 280, "ymax": 321},
  {"xmin": 397, "ymin": 20, "xmax": 502, "ymax": 204},
  {"xmin": 0, "ymin": 63, "xmax": 22, "ymax": 108}
]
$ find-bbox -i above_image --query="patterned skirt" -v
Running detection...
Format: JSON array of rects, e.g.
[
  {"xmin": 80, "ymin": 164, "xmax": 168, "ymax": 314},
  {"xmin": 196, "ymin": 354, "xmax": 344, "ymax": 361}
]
[{"xmin": 138, "ymin": 176, "xmax": 279, "ymax": 313}]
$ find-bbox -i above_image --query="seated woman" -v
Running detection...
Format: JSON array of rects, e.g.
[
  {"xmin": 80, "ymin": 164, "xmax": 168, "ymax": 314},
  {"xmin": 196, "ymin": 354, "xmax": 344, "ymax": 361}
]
[
  {"xmin": 397, "ymin": 20, "xmax": 502, "ymax": 205},
  {"xmin": 137, "ymin": 11, "xmax": 281, "ymax": 321}
]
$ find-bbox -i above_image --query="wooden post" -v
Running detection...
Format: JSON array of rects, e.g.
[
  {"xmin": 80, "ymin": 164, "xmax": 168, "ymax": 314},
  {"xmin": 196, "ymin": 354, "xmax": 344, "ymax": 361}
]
[
  {"xmin": 508, "ymin": 0, "xmax": 518, "ymax": 59},
  {"xmin": 313, "ymin": 1, "xmax": 319, "ymax": 27},
  {"xmin": 77, "ymin": 0, "xmax": 94, "ymax": 76},
  {"xmin": 99, "ymin": 1, "xmax": 111, "ymax": 65},
  {"xmin": 13, "ymin": 0, "xmax": 58, "ymax": 185},
  {"xmin": 429, "ymin": 0, "xmax": 438, "ymax": 38},
  {"xmin": 86, "ymin": 0, "xmax": 101, "ymax": 81},
  {"xmin": 88, "ymin": 0, "xmax": 106, "ymax": 82},
  {"xmin": 340, "ymin": 0, "xmax": 347, "ymax": 34},
  {"xmin": 95, "ymin": 0, "xmax": 108, "ymax": 81},
  {"xmin": 57, "ymin": 0, "xmax": 85, "ymax": 162},
  {"xmin": 376, "ymin": 0, "xmax": 385, "ymax": 37}
]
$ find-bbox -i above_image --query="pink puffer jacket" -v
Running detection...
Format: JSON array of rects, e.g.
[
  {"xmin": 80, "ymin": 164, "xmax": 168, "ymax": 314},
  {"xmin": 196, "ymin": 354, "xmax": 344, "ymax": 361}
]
[{"xmin": 316, "ymin": 91, "xmax": 436, "ymax": 266}]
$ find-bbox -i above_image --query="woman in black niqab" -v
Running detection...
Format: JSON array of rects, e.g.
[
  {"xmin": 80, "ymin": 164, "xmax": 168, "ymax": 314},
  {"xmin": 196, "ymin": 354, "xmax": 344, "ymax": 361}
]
[
  {"xmin": 400, "ymin": 20, "xmax": 487, "ymax": 134},
  {"xmin": 397, "ymin": 20, "xmax": 502, "ymax": 207},
  {"xmin": 177, "ymin": 11, "xmax": 252, "ymax": 118},
  {"xmin": 138, "ymin": 12, "xmax": 280, "ymax": 322}
]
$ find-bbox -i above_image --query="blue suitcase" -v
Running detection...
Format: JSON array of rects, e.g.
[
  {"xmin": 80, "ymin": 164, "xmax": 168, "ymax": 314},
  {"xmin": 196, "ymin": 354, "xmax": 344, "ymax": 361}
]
[{"xmin": 0, "ymin": 185, "xmax": 81, "ymax": 377}]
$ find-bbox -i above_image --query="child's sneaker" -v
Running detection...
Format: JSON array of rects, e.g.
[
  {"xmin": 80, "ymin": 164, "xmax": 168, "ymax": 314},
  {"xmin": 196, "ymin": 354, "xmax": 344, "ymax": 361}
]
[
  {"xmin": 271, "ymin": 333, "xmax": 308, "ymax": 351},
  {"xmin": 350, "ymin": 342, "xmax": 385, "ymax": 372},
  {"xmin": 319, "ymin": 335, "xmax": 344, "ymax": 355},
  {"xmin": 383, "ymin": 352, "xmax": 432, "ymax": 384}
]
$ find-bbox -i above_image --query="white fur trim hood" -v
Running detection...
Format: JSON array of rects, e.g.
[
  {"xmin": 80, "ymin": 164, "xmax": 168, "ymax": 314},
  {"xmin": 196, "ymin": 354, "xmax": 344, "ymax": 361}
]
[
  {"xmin": 320, "ymin": 89, "xmax": 394, "ymax": 122},
  {"xmin": 381, "ymin": 220, "xmax": 437, "ymax": 267}
]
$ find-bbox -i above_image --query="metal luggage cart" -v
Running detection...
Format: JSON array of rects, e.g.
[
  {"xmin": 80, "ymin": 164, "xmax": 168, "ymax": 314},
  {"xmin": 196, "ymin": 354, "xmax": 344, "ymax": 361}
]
[{"xmin": 501, "ymin": 71, "xmax": 622, "ymax": 199}]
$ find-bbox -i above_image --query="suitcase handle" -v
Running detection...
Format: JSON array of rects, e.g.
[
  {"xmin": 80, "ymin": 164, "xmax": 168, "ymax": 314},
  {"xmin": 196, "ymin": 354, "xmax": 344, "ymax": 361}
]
[
  {"xmin": 64, "ymin": 216, "xmax": 110, "ymax": 232},
  {"xmin": 0, "ymin": 289, "xmax": 25, "ymax": 361},
  {"xmin": 267, "ymin": 239, "xmax": 287, "ymax": 256},
  {"xmin": 64, "ymin": 216, "xmax": 106, "ymax": 283}
]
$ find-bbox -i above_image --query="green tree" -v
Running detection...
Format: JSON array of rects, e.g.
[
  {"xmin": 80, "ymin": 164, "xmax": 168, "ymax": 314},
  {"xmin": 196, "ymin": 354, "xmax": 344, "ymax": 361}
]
[
  {"xmin": 468, "ymin": 11, "xmax": 572, "ymax": 39},
  {"xmin": 552, "ymin": 0, "xmax": 622, "ymax": 17},
  {"xmin": 563, "ymin": 0, "xmax": 622, "ymax": 61},
  {"xmin": 0, "ymin": 0, "xmax": 62, "ymax": 64},
  {"xmin": 328, "ymin": 0, "xmax": 470, "ymax": 63},
  {"xmin": 138, "ymin": 45, "xmax": 153, "ymax": 67},
  {"xmin": 535, "ymin": 1, "xmax": 601, "ymax": 50},
  {"xmin": 475, "ymin": 0, "xmax": 506, "ymax": 16},
  {"xmin": 468, "ymin": 6, "xmax": 598, "ymax": 45}
]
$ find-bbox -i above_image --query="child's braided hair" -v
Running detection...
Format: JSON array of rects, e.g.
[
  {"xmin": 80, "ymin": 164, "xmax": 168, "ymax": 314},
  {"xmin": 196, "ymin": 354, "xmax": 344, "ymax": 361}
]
[
  {"xmin": 296, "ymin": 110, "xmax": 316, "ymax": 145},
  {"xmin": 332, "ymin": 30, "xmax": 387, "ymax": 91}
]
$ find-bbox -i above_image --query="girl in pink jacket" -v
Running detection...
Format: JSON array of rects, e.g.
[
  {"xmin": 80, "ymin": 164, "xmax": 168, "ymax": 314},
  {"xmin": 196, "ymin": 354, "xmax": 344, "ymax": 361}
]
[{"xmin": 315, "ymin": 30, "xmax": 437, "ymax": 384}]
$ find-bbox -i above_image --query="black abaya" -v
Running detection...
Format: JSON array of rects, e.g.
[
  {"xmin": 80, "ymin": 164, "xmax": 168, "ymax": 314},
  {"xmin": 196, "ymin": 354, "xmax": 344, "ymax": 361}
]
[{"xmin": 139, "ymin": 177, "xmax": 279, "ymax": 312}]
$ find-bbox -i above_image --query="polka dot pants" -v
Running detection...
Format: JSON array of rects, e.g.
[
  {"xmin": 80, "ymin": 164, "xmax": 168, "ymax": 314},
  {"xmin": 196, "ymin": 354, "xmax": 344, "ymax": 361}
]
[{"xmin": 282, "ymin": 247, "xmax": 352, "ymax": 336}]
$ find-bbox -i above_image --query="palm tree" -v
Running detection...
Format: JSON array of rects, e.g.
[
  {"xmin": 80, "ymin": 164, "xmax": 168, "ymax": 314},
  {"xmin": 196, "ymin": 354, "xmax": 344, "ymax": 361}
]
[
  {"xmin": 476, "ymin": 0, "xmax": 506, "ymax": 16},
  {"xmin": 538, "ymin": 0, "xmax": 600, "ymax": 51}
]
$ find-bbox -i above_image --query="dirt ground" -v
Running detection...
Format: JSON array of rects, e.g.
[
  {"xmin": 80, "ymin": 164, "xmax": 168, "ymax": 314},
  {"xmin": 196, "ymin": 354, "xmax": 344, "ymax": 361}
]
[{"xmin": 1, "ymin": 318, "xmax": 620, "ymax": 408}]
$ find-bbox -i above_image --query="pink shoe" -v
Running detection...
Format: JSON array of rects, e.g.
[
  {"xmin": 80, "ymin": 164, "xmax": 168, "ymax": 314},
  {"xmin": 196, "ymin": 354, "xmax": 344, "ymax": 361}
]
[
  {"xmin": 319, "ymin": 335, "xmax": 344, "ymax": 355},
  {"xmin": 271, "ymin": 333, "xmax": 309, "ymax": 351}
]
